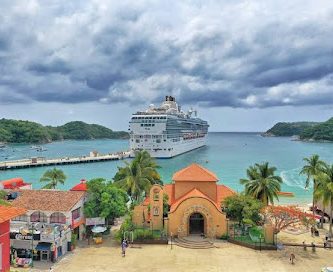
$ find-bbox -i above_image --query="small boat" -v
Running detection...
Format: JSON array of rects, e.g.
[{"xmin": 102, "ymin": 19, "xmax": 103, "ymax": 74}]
[
  {"xmin": 37, "ymin": 147, "xmax": 47, "ymax": 152},
  {"xmin": 277, "ymin": 191, "xmax": 294, "ymax": 197}
]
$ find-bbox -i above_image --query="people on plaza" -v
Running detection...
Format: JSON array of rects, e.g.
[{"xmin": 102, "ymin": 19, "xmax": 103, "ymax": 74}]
[
  {"xmin": 121, "ymin": 239, "xmax": 128, "ymax": 257},
  {"xmin": 289, "ymin": 253, "xmax": 295, "ymax": 265}
]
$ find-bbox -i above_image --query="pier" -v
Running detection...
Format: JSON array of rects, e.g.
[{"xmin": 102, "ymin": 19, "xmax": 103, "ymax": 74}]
[{"xmin": 0, "ymin": 151, "xmax": 132, "ymax": 170}]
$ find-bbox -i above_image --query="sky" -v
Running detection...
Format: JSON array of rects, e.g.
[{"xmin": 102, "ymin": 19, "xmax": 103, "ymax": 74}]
[{"xmin": 0, "ymin": 0, "xmax": 333, "ymax": 132}]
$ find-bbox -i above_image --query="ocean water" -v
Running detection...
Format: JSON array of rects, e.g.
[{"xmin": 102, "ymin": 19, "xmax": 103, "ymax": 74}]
[{"xmin": 1, "ymin": 133, "xmax": 332, "ymax": 205}]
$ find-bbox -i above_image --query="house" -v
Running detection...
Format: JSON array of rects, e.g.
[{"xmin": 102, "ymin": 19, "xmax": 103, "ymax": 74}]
[
  {"xmin": 132, "ymin": 164, "xmax": 235, "ymax": 238},
  {"xmin": 8, "ymin": 189, "xmax": 86, "ymax": 263}
]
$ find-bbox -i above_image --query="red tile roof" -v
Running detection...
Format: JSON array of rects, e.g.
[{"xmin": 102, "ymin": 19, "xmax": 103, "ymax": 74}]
[
  {"xmin": 0, "ymin": 205, "xmax": 26, "ymax": 223},
  {"xmin": 172, "ymin": 163, "xmax": 218, "ymax": 182},
  {"xmin": 169, "ymin": 188, "xmax": 220, "ymax": 212},
  {"xmin": 216, "ymin": 185, "xmax": 236, "ymax": 205},
  {"xmin": 0, "ymin": 177, "xmax": 31, "ymax": 189},
  {"xmin": 11, "ymin": 190, "xmax": 85, "ymax": 212},
  {"xmin": 70, "ymin": 179, "xmax": 87, "ymax": 191}
]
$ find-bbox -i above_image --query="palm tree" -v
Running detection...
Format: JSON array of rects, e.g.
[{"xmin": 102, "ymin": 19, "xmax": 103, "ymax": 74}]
[
  {"xmin": 114, "ymin": 151, "xmax": 162, "ymax": 202},
  {"xmin": 40, "ymin": 168, "xmax": 66, "ymax": 189},
  {"xmin": 300, "ymin": 155, "xmax": 325, "ymax": 217},
  {"xmin": 240, "ymin": 162, "xmax": 283, "ymax": 206},
  {"xmin": 314, "ymin": 163, "xmax": 333, "ymax": 237}
]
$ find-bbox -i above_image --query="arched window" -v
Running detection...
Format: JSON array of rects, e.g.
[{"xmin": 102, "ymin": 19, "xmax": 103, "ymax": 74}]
[
  {"xmin": 50, "ymin": 212, "xmax": 66, "ymax": 224},
  {"xmin": 30, "ymin": 211, "xmax": 47, "ymax": 223}
]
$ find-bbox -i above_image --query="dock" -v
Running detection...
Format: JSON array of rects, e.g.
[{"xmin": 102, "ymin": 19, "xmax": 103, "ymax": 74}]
[{"xmin": 0, "ymin": 151, "xmax": 132, "ymax": 170}]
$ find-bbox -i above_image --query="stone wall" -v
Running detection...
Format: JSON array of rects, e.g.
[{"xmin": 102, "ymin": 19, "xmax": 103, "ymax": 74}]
[{"xmin": 168, "ymin": 197, "xmax": 227, "ymax": 238}]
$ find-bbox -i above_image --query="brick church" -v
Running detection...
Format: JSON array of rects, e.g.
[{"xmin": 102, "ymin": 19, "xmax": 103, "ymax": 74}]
[{"xmin": 133, "ymin": 164, "xmax": 235, "ymax": 238}]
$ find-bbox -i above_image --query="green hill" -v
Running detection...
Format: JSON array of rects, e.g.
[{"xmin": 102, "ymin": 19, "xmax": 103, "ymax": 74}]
[
  {"xmin": 300, "ymin": 118, "xmax": 333, "ymax": 141},
  {"xmin": 263, "ymin": 122, "xmax": 319, "ymax": 137},
  {"xmin": 0, "ymin": 119, "xmax": 128, "ymax": 144}
]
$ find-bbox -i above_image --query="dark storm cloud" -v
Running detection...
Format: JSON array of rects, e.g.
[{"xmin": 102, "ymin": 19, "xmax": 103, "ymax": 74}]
[{"xmin": 0, "ymin": 0, "xmax": 333, "ymax": 107}]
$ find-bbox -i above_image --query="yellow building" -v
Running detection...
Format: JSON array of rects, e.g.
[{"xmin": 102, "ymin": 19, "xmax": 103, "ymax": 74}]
[{"xmin": 133, "ymin": 164, "xmax": 235, "ymax": 238}]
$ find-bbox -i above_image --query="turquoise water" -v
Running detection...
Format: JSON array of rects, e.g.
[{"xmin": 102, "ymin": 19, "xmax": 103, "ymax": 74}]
[{"xmin": 1, "ymin": 133, "xmax": 332, "ymax": 205}]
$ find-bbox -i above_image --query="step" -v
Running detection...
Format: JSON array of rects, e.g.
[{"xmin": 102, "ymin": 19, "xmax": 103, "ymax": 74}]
[
  {"xmin": 174, "ymin": 238, "xmax": 216, "ymax": 249},
  {"xmin": 179, "ymin": 236, "xmax": 214, "ymax": 245},
  {"xmin": 177, "ymin": 237, "xmax": 213, "ymax": 246}
]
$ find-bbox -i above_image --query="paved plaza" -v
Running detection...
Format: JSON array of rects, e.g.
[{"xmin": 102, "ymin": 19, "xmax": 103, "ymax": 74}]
[{"xmin": 49, "ymin": 239, "xmax": 332, "ymax": 272}]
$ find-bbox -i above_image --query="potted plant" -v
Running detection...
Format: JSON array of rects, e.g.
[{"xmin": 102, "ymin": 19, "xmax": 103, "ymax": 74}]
[{"xmin": 71, "ymin": 233, "xmax": 78, "ymax": 250}]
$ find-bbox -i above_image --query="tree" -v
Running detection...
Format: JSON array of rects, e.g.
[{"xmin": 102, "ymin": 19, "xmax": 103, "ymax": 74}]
[
  {"xmin": 163, "ymin": 193, "xmax": 170, "ymax": 217},
  {"xmin": 299, "ymin": 154, "xmax": 325, "ymax": 217},
  {"xmin": 240, "ymin": 162, "xmax": 283, "ymax": 206},
  {"xmin": 39, "ymin": 168, "xmax": 66, "ymax": 189},
  {"xmin": 223, "ymin": 194, "xmax": 263, "ymax": 225},
  {"xmin": 262, "ymin": 205, "xmax": 315, "ymax": 234},
  {"xmin": 0, "ymin": 190, "xmax": 9, "ymax": 206},
  {"xmin": 314, "ymin": 163, "xmax": 333, "ymax": 237},
  {"xmin": 114, "ymin": 151, "xmax": 162, "ymax": 202},
  {"xmin": 84, "ymin": 178, "xmax": 128, "ymax": 224}
]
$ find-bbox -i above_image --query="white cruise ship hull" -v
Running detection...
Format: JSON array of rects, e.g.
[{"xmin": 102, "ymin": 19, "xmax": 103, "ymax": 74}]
[
  {"xmin": 130, "ymin": 136, "xmax": 207, "ymax": 158},
  {"xmin": 129, "ymin": 96, "xmax": 209, "ymax": 159}
]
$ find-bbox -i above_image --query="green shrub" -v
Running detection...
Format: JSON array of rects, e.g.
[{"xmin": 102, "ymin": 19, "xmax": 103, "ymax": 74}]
[{"xmin": 220, "ymin": 234, "xmax": 229, "ymax": 240}]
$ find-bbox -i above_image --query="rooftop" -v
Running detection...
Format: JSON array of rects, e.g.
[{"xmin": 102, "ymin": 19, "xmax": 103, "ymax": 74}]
[
  {"xmin": 11, "ymin": 190, "xmax": 85, "ymax": 212},
  {"xmin": 0, "ymin": 205, "xmax": 26, "ymax": 223},
  {"xmin": 172, "ymin": 163, "xmax": 218, "ymax": 182},
  {"xmin": 70, "ymin": 179, "xmax": 87, "ymax": 191},
  {"xmin": 170, "ymin": 188, "xmax": 220, "ymax": 212},
  {"xmin": 0, "ymin": 177, "xmax": 31, "ymax": 189}
]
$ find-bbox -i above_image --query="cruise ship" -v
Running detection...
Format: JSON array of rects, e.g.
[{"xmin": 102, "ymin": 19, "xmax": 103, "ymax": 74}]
[{"xmin": 129, "ymin": 96, "xmax": 209, "ymax": 158}]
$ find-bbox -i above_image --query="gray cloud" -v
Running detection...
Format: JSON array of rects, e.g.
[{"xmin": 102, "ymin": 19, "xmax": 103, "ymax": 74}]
[{"xmin": 0, "ymin": 0, "xmax": 333, "ymax": 108}]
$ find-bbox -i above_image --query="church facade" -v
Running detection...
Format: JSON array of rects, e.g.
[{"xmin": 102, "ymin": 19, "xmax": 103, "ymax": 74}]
[{"xmin": 132, "ymin": 164, "xmax": 235, "ymax": 238}]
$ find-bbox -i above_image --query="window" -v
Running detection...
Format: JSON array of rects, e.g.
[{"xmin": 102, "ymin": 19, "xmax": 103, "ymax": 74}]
[
  {"xmin": 12, "ymin": 214, "xmax": 28, "ymax": 222},
  {"xmin": 153, "ymin": 193, "xmax": 159, "ymax": 201},
  {"xmin": 50, "ymin": 212, "xmax": 66, "ymax": 224},
  {"xmin": 72, "ymin": 208, "xmax": 81, "ymax": 220},
  {"xmin": 153, "ymin": 206, "xmax": 159, "ymax": 216},
  {"xmin": 30, "ymin": 211, "xmax": 47, "ymax": 223}
]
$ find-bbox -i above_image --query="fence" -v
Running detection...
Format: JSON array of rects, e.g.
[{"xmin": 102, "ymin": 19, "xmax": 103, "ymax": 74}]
[
  {"xmin": 123, "ymin": 228, "xmax": 168, "ymax": 244},
  {"xmin": 227, "ymin": 223, "xmax": 277, "ymax": 250}
]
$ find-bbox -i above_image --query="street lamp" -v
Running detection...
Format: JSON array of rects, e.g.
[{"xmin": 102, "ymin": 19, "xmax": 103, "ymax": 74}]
[{"xmin": 30, "ymin": 222, "xmax": 40, "ymax": 268}]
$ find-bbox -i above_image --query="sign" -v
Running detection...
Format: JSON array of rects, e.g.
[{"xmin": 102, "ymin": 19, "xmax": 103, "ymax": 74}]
[
  {"xmin": 86, "ymin": 217, "xmax": 105, "ymax": 226},
  {"xmin": 10, "ymin": 233, "xmax": 32, "ymax": 240}
]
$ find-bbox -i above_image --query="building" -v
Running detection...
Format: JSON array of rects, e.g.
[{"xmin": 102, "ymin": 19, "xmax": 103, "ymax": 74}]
[
  {"xmin": 0, "ymin": 205, "xmax": 26, "ymax": 272},
  {"xmin": 70, "ymin": 179, "xmax": 87, "ymax": 192},
  {"xmin": 0, "ymin": 178, "xmax": 32, "ymax": 190},
  {"xmin": 8, "ymin": 190, "xmax": 86, "ymax": 264},
  {"xmin": 133, "ymin": 164, "xmax": 235, "ymax": 238}
]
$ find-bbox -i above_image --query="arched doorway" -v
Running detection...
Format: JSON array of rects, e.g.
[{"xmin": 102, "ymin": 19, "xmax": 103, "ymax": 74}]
[{"xmin": 189, "ymin": 213, "xmax": 204, "ymax": 235}]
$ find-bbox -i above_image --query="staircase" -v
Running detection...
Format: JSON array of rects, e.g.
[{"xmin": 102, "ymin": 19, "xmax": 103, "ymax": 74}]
[{"xmin": 173, "ymin": 236, "xmax": 216, "ymax": 249}]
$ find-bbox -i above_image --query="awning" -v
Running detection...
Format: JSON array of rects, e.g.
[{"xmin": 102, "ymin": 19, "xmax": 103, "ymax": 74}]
[{"xmin": 35, "ymin": 242, "xmax": 52, "ymax": 251}]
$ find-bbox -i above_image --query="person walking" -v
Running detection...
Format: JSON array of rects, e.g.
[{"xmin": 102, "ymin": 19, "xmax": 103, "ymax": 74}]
[
  {"xmin": 289, "ymin": 253, "xmax": 295, "ymax": 265},
  {"xmin": 121, "ymin": 239, "xmax": 128, "ymax": 257}
]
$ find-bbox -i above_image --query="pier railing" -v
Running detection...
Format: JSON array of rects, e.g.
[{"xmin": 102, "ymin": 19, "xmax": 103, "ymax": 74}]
[{"xmin": 0, "ymin": 151, "xmax": 132, "ymax": 170}]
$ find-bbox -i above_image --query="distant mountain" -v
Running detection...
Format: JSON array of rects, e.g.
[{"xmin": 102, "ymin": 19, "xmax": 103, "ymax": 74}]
[
  {"xmin": 0, "ymin": 119, "xmax": 129, "ymax": 144},
  {"xmin": 263, "ymin": 122, "xmax": 319, "ymax": 137},
  {"xmin": 263, "ymin": 118, "xmax": 333, "ymax": 142}
]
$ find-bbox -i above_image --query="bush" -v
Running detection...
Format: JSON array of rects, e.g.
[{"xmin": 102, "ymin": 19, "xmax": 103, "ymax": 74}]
[
  {"xmin": 220, "ymin": 234, "xmax": 229, "ymax": 240},
  {"xmin": 134, "ymin": 229, "xmax": 154, "ymax": 240}
]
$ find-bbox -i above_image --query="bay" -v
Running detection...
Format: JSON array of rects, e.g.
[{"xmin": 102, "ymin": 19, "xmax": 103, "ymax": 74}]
[{"xmin": 1, "ymin": 132, "xmax": 332, "ymax": 205}]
